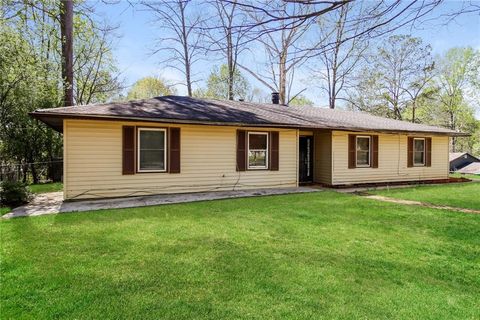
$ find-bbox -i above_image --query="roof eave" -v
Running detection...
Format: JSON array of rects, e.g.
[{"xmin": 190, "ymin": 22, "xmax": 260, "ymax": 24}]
[
  {"xmin": 30, "ymin": 111, "xmax": 64, "ymax": 132},
  {"xmin": 344, "ymin": 127, "xmax": 469, "ymax": 137},
  {"xmin": 30, "ymin": 111, "xmax": 469, "ymax": 137},
  {"xmin": 29, "ymin": 111, "xmax": 309, "ymax": 131}
]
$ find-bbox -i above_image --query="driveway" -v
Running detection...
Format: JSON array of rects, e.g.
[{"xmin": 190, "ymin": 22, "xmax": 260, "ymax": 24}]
[{"xmin": 2, "ymin": 187, "xmax": 321, "ymax": 219}]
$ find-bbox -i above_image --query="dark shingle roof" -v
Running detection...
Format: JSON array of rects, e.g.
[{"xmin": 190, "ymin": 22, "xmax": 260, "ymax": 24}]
[
  {"xmin": 450, "ymin": 152, "xmax": 466, "ymax": 161},
  {"xmin": 456, "ymin": 162, "xmax": 480, "ymax": 174},
  {"xmin": 30, "ymin": 95, "xmax": 466, "ymax": 136},
  {"xmin": 449, "ymin": 152, "xmax": 480, "ymax": 162}
]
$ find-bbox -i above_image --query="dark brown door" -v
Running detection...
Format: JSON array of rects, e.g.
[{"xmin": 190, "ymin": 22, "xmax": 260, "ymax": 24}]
[{"xmin": 299, "ymin": 136, "xmax": 313, "ymax": 183}]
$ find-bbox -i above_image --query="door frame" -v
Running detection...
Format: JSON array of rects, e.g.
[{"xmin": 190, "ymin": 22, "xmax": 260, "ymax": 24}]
[{"xmin": 298, "ymin": 135, "xmax": 314, "ymax": 184}]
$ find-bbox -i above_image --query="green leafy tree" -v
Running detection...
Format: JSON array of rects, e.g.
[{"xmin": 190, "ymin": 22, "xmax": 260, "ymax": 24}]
[
  {"xmin": 0, "ymin": 24, "xmax": 62, "ymax": 183},
  {"xmin": 418, "ymin": 47, "xmax": 479, "ymax": 152},
  {"xmin": 470, "ymin": 123, "xmax": 480, "ymax": 156},
  {"xmin": 345, "ymin": 71, "xmax": 389, "ymax": 116},
  {"xmin": 347, "ymin": 35, "xmax": 434, "ymax": 120},
  {"xmin": 202, "ymin": 65, "xmax": 250, "ymax": 100},
  {"xmin": 0, "ymin": 1, "xmax": 122, "ymax": 182},
  {"xmin": 289, "ymin": 95, "xmax": 314, "ymax": 107},
  {"xmin": 127, "ymin": 77, "xmax": 176, "ymax": 100}
]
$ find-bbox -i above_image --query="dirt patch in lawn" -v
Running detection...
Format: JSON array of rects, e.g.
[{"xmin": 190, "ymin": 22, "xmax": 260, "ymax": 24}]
[{"xmin": 362, "ymin": 194, "xmax": 480, "ymax": 214}]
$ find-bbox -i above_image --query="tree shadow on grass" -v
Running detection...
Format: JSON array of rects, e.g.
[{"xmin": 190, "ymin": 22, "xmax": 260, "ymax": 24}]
[{"xmin": 2, "ymin": 201, "xmax": 479, "ymax": 319}]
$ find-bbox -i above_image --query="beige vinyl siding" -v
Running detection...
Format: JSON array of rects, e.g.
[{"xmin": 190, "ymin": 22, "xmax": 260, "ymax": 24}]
[
  {"xmin": 331, "ymin": 130, "xmax": 449, "ymax": 185},
  {"xmin": 63, "ymin": 120, "xmax": 68, "ymax": 199},
  {"xmin": 313, "ymin": 131, "xmax": 332, "ymax": 184},
  {"xmin": 63, "ymin": 119, "xmax": 298, "ymax": 199}
]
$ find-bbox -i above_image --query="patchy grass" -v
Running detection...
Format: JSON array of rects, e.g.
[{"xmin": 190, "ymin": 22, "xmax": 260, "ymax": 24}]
[
  {"xmin": 1, "ymin": 191, "xmax": 479, "ymax": 319},
  {"xmin": 450, "ymin": 173, "xmax": 480, "ymax": 180},
  {"xmin": 28, "ymin": 182, "xmax": 63, "ymax": 194},
  {"xmin": 0, "ymin": 207, "xmax": 11, "ymax": 215},
  {"xmin": 370, "ymin": 182, "xmax": 480, "ymax": 210}
]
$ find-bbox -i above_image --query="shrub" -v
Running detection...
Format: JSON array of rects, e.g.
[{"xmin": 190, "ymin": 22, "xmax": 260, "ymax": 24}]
[{"xmin": 0, "ymin": 181, "xmax": 33, "ymax": 207}]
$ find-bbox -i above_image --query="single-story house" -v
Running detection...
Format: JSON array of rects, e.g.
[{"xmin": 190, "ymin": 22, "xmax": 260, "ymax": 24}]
[
  {"xmin": 449, "ymin": 152, "xmax": 480, "ymax": 172},
  {"xmin": 30, "ymin": 95, "xmax": 467, "ymax": 200}
]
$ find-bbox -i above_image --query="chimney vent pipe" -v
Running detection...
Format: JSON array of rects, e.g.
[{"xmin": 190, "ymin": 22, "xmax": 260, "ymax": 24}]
[{"xmin": 271, "ymin": 92, "xmax": 280, "ymax": 104}]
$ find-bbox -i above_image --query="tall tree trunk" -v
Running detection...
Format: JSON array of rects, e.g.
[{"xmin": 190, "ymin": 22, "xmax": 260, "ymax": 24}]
[
  {"xmin": 227, "ymin": 27, "xmax": 234, "ymax": 100},
  {"xmin": 329, "ymin": 6, "xmax": 344, "ymax": 109},
  {"xmin": 60, "ymin": 0, "xmax": 74, "ymax": 106},
  {"xmin": 28, "ymin": 151, "xmax": 39, "ymax": 184},
  {"xmin": 450, "ymin": 111, "xmax": 456, "ymax": 152},
  {"xmin": 411, "ymin": 100, "xmax": 416, "ymax": 123},
  {"xmin": 279, "ymin": 51, "xmax": 287, "ymax": 104},
  {"xmin": 330, "ymin": 68, "xmax": 337, "ymax": 109},
  {"xmin": 451, "ymin": 137, "xmax": 457, "ymax": 152},
  {"xmin": 30, "ymin": 163, "xmax": 39, "ymax": 184},
  {"xmin": 22, "ymin": 164, "xmax": 27, "ymax": 183},
  {"xmin": 184, "ymin": 55, "xmax": 192, "ymax": 97},
  {"xmin": 179, "ymin": 2, "xmax": 192, "ymax": 97},
  {"xmin": 393, "ymin": 99, "xmax": 402, "ymax": 120},
  {"xmin": 328, "ymin": 46, "xmax": 337, "ymax": 109}
]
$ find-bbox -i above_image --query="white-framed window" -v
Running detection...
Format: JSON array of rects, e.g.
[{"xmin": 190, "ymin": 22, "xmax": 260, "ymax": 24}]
[
  {"xmin": 137, "ymin": 128, "xmax": 167, "ymax": 172},
  {"xmin": 413, "ymin": 138, "xmax": 425, "ymax": 166},
  {"xmin": 248, "ymin": 132, "xmax": 268, "ymax": 169},
  {"xmin": 356, "ymin": 136, "xmax": 371, "ymax": 167}
]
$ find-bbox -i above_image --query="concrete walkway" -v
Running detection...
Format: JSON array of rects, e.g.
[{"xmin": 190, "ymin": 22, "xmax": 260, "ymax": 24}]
[{"xmin": 2, "ymin": 187, "xmax": 321, "ymax": 219}]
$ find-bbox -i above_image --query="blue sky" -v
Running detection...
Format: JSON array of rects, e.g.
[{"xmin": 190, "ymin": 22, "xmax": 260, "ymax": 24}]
[{"xmin": 95, "ymin": 1, "xmax": 480, "ymax": 116}]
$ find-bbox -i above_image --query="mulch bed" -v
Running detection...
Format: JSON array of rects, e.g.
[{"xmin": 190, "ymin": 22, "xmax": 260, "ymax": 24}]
[{"xmin": 318, "ymin": 177, "xmax": 472, "ymax": 189}]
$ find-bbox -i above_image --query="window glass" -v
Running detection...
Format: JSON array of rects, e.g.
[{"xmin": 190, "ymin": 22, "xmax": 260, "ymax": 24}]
[
  {"xmin": 139, "ymin": 129, "xmax": 165, "ymax": 171},
  {"xmin": 414, "ymin": 139, "xmax": 425, "ymax": 165},
  {"xmin": 248, "ymin": 133, "xmax": 268, "ymax": 169},
  {"xmin": 249, "ymin": 134, "xmax": 267, "ymax": 149},
  {"xmin": 356, "ymin": 136, "xmax": 370, "ymax": 166},
  {"xmin": 249, "ymin": 151, "xmax": 267, "ymax": 167}
]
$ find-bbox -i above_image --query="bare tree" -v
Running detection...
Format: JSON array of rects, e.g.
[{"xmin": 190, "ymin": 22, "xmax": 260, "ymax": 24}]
[
  {"xmin": 225, "ymin": 0, "xmax": 445, "ymax": 57},
  {"xmin": 143, "ymin": 0, "xmax": 204, "ymax": 97},
  {"xmin": 202, "ymin": 0, "xmax": 250, "ymax": 100},
  {"xmin": 310, "ymin": 2, "xmax": 369, "ymax": 109},
  {"xmin": 60, "ymin": 0, "xmax": 74, "ymax": 106},
  {"xmin": 238, "ymin": 2, "xmax": 318, "ymax": 105},
  {"xmin": 404, "ymin": 62, "xmax": 435, "ymax": 123},
  {"xmin": 347, "ymin": 35, "xmax": 434, "ymax": 120},
  {"xmin": 74, "ymin": 26, "xmax": 123, "ymax": 105}
]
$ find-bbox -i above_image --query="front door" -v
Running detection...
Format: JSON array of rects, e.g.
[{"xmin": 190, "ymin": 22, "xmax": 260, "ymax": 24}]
[{"xmin": 299, "ymin": 136, "xmax": 313, "ymax": 183}]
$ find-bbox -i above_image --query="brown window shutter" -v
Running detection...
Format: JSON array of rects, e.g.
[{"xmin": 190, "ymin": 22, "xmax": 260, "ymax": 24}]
[
  {"xmin": 236, "ymin": 130, "xmax": 246, "ymax": 171},
  {"xmin": 168, "ymin": 127, "xmax": 181, "ymax": 173},
  {"xmin": 269, "ymin": 131, "xmax": 279, "ymax": 171},
  {"xmin": 348, "ymin": 134, "xmax": 356, "ymax": 169},
  {"xmin": 122, "ymin": 126, "xmax": 135, "ymax": 175},
  {"xmin": 425, "ymin": 137, "xmax": 432, "ymax": 167},
  {"xmin": 371, "ymin": 135, "xmax": 379, "ymax": 168},
  {"xmin": 407, "ymin": 137, "xmax": 414, "ymax": 167}
]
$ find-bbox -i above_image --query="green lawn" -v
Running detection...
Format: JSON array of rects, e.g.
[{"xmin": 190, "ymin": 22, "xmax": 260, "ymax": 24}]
[
  {"xmin": 28, "ymin": 182, "xmax": 63, "ymax": 194},
  {"xmin": 370, "ymin": 182, "xmax": 480, "ymax": 210},
  {"xmin": 1, "ymin": 192, "xmax": 479, "ymax": 319},
  {"xmin": 450, "ymin": 173, "xmax": 480, "ymax": 180},
  {"xmin": 0, "ymin": 207, "xmax": 10, "ymax": 215}
]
